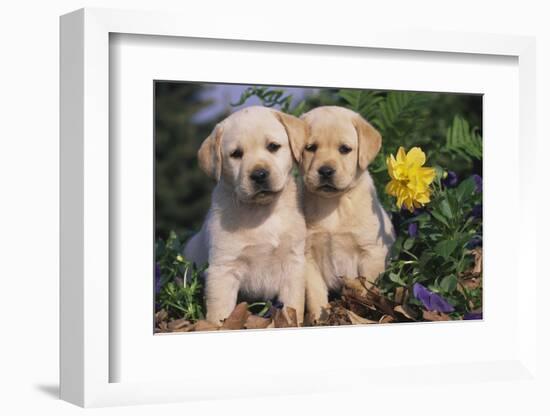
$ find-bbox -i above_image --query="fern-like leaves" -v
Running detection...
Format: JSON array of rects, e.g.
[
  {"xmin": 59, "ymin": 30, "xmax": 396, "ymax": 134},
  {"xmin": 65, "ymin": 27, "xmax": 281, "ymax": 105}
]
[
  {"xmin": 374, "ymin": 92, "xmax": 428, "ymax": 136},
  {"xmin": 338, "ymin": 89, "xmax": 383, "ymax": 121},
  {"xmin": 445, "ymin": 115, "xmax": 482, "ymax": 160}
]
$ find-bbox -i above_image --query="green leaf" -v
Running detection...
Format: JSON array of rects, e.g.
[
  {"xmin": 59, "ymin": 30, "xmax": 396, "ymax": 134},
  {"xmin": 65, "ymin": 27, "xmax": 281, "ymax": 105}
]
[
  {"xmin": 389, "ymin": 272, "xmax": 407, "ymax": 286},
  {"xmin": 431, "ymin": 210, "xmax": 449, "ymax": 227},
  {"xmin": 456, "ymin": 176, "xmax": 476, "ymax": 203},
  {"xmin": 434, "ymin": 239, "xmax": 458, "ymax": 259},
  {"xmin": 445, "ymin": 115, "xmax": 482, "ymax": 161},
  {"xmin": 403, "ymin": 238, "xmax": 415, "ymax": 250},
  {"xmin": 439, "ymin": 199, "xmax": 453, "ymax": 219},
  {"xmin": 376, "ymin": 92, "xmax": 428, "ymax": 136},
  {"xmin": 439, "ymin": 275, "xmax": 457, "ymax": 293},
  {"xmin": 338, "ymin": 89, "xmax": 383, "ymax": 121}
]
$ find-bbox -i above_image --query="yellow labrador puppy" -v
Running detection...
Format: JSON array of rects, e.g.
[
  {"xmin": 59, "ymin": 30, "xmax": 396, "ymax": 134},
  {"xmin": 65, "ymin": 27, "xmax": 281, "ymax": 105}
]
[
  {"xmin": 184, "ymin": 106, "xmax": 307, "ymax": 325},
  {"xmin": 296, "ymin": 106, "xmax": 395, "ymax": 321}
]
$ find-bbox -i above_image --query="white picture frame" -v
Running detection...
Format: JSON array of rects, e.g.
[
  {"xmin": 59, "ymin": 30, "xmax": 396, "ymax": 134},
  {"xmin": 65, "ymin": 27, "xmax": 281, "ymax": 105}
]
[{"xmin": 60, "ymin": 7, "xmax": 538, "ymax": 408}]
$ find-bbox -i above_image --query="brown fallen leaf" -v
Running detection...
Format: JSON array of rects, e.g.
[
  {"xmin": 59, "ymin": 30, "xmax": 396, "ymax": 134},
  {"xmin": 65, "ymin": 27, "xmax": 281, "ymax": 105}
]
[
  {"xmin": 365, "ymin": 288, "xmax": 396, "ymax": 317},
  {"xmin": 422, "ymin": 310, "xmax": 450, "ymax": 321},
  {"xmin": 394, "ymin": 304, "xmax": 418, "ymax": 321},
  {"xmin": 394, "ymin": 287, "xmax": 407, "ymax": 305},
  {"xmin": 245, "ymin": 314, "xmax": 272, "ymax": 329},
  {"xmin": 194, "ymin": 320, "xmax": 219, "ymax": 331},
  {"xmin": 318, "ymin": 302, "xmax": 352, "ymax": 326},
  {"xmin": 379, "ymin": 315, "xmax": 395, "ymax": 324},
  {"xmin": 222, "ymin": 302, "xmax": 250, "ymax": 330},
  {"xmin": 461, "ymin": 276, "xmax": 481, "ymax": 290},
  {"xmin": 345, "ymin": 297, "xmax": 377, "ymax": 318},
  {"xmin": 347, "ymin": 309, "xmax": 377, "ymax": 325},
  {"xmin": 158, "ymin": 320, "xmax": 168, "ymax": 331},
  {"xmin": 274, "ymin": 306, "xmax": 298, "ymax": 328},
  {"xmin": 155, "ymin": 309, "xmax": 168, "ymax": 326},
  {"xmin": 167, "ymin": 318, "xmax": 192, "ymax": 331},
  {"xmin": 171, "ymin": 325, "xmax": 195, "ymax": 333},
  {"xmin": 471, "ymin": 247, "xmax": 482, "ymax": 275}
]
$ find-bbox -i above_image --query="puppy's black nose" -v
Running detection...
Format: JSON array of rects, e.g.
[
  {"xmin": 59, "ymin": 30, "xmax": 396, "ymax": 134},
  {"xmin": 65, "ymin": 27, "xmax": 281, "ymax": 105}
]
[
  {"xmin": 250, "ymin": 168, "xmax": 270, "ymax": 184},
  {"xmin": 318, "ymin": 165, "xmax": 335, "ymax": 178}
]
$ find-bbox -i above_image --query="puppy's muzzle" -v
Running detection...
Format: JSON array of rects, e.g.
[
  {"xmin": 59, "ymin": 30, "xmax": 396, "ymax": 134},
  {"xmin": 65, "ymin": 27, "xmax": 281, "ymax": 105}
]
[
  {"xmin": 317, "ymin": 165, "xmax": 339, "ymax": 193},
  {"xmin": 318, "ymin": 165, "xmax": 335, "ymax": 180},
  {"xmin": 250, "ymin": 168, "xmax": 270, "ymax": 186}
]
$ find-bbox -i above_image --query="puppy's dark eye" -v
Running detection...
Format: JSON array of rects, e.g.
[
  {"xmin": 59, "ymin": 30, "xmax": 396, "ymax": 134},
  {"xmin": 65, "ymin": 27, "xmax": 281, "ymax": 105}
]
[
  {"xmin": 339, "ymin": 144, "xmax": 352, "ymax": 154},
  {"xmin": 267, "ymin": 142, "xmax": 281, "ymax": 153},
  {"xmin": 230, "ymin": 148, "xmax": 243, "ymax": 159},
  {"xmin": 305, "ymin": 143, "xmax": 318, "ymax": 152}
]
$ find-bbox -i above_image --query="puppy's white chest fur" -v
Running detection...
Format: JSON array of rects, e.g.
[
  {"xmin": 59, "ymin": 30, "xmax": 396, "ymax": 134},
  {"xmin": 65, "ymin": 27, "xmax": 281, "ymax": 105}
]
[
  {"xmin": 203, "ymin": 180, "xmax": 305, "ymax": 300},
  {"xmin": 235, "ymin": 216, "xmax": 304, "ymax": 299},
  {"xmin": 305, "ymin": 173, "xmax": 395, "ymax": 289},
  {"xmin": 308, "ymin": 228, "xmax": 363, "ymax": 290}
]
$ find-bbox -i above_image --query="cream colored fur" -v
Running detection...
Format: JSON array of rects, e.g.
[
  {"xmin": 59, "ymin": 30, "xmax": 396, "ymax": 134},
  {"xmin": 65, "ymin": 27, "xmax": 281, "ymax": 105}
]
[
  {"xmin": 184, "ymin": 106, "xmax": 307, "ymax": 325},
  {"xmin": 296, "ymin": 106, "xmax": 395, "ymax": 321}
]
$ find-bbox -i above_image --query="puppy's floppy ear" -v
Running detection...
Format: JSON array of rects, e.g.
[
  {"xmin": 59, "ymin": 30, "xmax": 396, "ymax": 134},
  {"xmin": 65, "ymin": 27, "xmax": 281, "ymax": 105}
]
[
  {"xmin": 274, "ymin": 111, "xmax": 308, "ymax": 163},
  {"xmin": 198, "ymin": 123, "xmax": 224, "ymax": 180},
  {"xmin": 353, "ymin": 114, "xmax": 382, "ymax": 170}
]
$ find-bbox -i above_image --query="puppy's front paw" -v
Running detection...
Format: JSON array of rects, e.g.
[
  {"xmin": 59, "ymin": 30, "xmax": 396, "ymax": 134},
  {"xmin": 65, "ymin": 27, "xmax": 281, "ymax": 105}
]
[{"xmin": 206, "ymin": 310, "xmax": 228, "ymax": 326}]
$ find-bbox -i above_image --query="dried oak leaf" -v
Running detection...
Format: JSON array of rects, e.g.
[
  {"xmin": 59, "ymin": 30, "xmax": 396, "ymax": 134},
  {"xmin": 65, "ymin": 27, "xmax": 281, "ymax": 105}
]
[
  {"xmin": 394, "ymin": 287, "xmax": 407, "ymax": 305},
  {"xmin": 379, "ymin": 315, "xmax": 395, "ymax": 324},
  {"xmin": 155, "ymin": 309, "xmax": 168, "ymax": 326},
  {"xmin": 222, "ymin": 302, "xmax": 250, "ymax": 330},
  {"xmin": 274, "ymin": 306, "xmax": 298, "ymax": 328},
  {"xmin": 347, "ymin": 309, "xmax": 377, "ymax": 325},
  {"xmin": 365, "ymin": 288, "xmax": 396, "ymax": 317},
  {"xmin": 345, "ymin": 298, "xmax": 377, "ymax": 318},
  {"xmin": 167, "ymin": 318, "xmax": 193, "ymax": 331},
  {"xmin": 317, "ymin": 302, "xmax": 352, "ymax": 326},
  {"xmin": 245, "ymin": 315, "xmax": 272, "ymax": 329},
  {"xmin": 460, "ymin": 276, "xmax": 481, "ymax": 290},
  {"xmin": 194, "ymin": 320, "xmax": 219, "ymax": 331},
  {"xmin": 393, "ymin": 304, "xmax": 418, "ymax": 321},
  {"xmin": 422, "ymin": 310, "xmax": 450, "ymax": 321},
  {"xmin": 471, "ymin": 247, "xmax": 482, "ymax": 276}
]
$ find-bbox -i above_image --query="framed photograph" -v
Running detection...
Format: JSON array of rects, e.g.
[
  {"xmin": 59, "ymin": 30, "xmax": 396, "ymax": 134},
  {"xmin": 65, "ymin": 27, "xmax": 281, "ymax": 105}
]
[
  {"xmin": 152, "ymin": 80, "xmax": 484, "ymax": 333},
  {"xmin": 60, "ymin": 7, "xmax": 538, "ymax": 408}
]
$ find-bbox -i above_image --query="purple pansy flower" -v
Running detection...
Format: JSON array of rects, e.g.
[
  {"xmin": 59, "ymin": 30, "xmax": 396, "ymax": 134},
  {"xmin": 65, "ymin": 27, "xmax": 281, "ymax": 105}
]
[
  {"xmin": 464, "ymin": 311, "xmax": 483, "ymax": 320},
  {"xmin": 413, "ymin": 283, "xmax": 455, "ymax": 313},
  {"xmin": 155, "ymin": 262, "xmax": 161, "ymax": 294},
  {"xmin": 471, "ymin": 204, "xmax": 482, "ymax": 219},
  {"xmin": 442, "ymin": 171, "xmax": 458, "ymax": 188},
  {"xmin": 408, "ymin": 222, "xmax": 418, "ymax": 238},
  {"xmin": 472, "ymin": 174, "xmax": 482, "ymax": 193}
]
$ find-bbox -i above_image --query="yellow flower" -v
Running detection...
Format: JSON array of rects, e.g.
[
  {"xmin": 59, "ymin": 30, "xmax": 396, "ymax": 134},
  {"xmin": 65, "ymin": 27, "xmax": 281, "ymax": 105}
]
[{"xmin": 385, "ymin": 146, "xmax": 436, "ymax": 212}]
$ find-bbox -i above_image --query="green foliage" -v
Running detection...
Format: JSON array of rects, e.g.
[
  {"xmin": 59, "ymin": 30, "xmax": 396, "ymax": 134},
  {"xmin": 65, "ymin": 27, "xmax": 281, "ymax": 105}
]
[
  {"xmin": 157, "ymin": 83, "xmax": 483, "ymax": 321},
  {"xmin": 377, "ymin": 175, "xmax": 482, "ymax": 316},
  {"xmin": 338, "ymin": 89, "xmax": 383, "ymax": 121},
  {"xmin": 155, "ymin": 231, "xmax": 207, "ymax": 321},
  {"xmin": 444, "ymin": 115, "xmax": 482, "ymax": 161}
]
